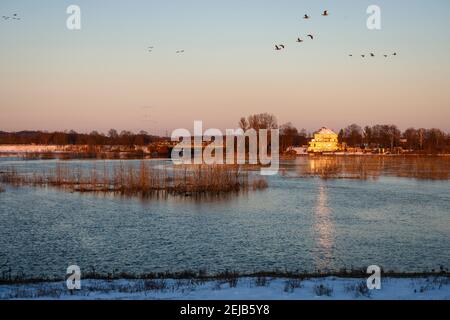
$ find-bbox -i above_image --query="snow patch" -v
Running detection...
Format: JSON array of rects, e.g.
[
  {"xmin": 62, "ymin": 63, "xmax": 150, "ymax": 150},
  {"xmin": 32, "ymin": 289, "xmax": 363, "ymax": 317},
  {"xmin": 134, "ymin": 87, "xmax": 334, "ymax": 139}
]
[{"xmin": 0, "ymin": 276, "xmax": 449, "ymax": 300}]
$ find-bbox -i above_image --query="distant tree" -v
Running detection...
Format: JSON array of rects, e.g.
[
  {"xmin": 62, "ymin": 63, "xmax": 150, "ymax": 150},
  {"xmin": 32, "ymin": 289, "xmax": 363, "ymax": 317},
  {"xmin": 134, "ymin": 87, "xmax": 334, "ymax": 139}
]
[
  {"xmin": 108, "ymin": 129, "xmax": 119, "ymax": 139},
  {"xmin": 53, "ymin": 132, "xmax": 68, "ymax": 145},
  {"xmin": 363, "ymin": 126, "xmax": 373, "ymax": 145},
  {"xmin": 247, "ymin": 113, "xmax": 278, "ymax": 131},
  {"xmin": 424, "ymin": 128, "xmax": 446, "ymax": 153},
  {"xmin": 297, "ymin": 128, "xmax": 309, "ymax": 146},
  {"xmin": 387, "ymin": 125, "xmax": 401, "ymax": 150},
  {"xmin": 119, "ymin": 130, "xmax": 134, "ymax": 146},
  {"xmin": 403, "ymin": 128, "xmax": 418, "ymax": 150},
  {"xmin": 417, "ymin": 128, "xmax": 425, "ymax": 150},
  {"xmin": 67, "ymin": 130, "xmax": 78, "ymax": 145},
  {"xmin": 238, "ymin": 117, "xmax": 249, "ymax": 131},
  {"xmin": 280, "ymin": 122, "xmax": 298, "ymax": 151},
  {"xmin": 343, "ymin": 124, "xmax": 363, "ymax": 147},
  {"xmin": 338, "ymin": 129, "xmax": 345, "ymax": 144}
]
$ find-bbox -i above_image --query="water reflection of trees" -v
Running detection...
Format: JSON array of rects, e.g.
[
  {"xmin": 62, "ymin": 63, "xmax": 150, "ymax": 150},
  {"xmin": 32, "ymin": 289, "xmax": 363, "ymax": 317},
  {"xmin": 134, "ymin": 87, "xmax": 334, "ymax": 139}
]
[{"xmin": 298, "ymin": 156, "xmax": 449, "ymax": 180}]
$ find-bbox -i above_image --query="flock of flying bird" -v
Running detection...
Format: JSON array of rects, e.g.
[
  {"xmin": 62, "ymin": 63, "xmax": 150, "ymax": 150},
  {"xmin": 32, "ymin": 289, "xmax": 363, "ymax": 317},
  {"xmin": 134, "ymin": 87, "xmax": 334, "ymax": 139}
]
[
  {"xmin": 148, "ymin": 46, "xmax": 185, "ymax": 54},
  {"xmin": 275, "ymin": 10, "xmax": 398, "ymax": 58},
  {"xmin": 2, "ymin": 13, "xmax": 21, "ymax": 21},
  {"xmin": 275, "ymin": 10, "xmax": 328, "ymax": 51},
  {"xmin": 3, "ymin": 9, "xmax": 397, "ymax": 59},
  {"xmin": 350, "ymin": 52, "xmax": 397, "ymax": 58}
]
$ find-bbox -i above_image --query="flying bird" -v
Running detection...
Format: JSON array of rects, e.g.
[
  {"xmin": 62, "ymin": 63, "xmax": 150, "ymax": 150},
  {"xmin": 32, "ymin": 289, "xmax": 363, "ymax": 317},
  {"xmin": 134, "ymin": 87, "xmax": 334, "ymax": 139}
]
[
  {"xmin": 370, "ymin": 53, "xmax": 375, "ymax": 57},
  {"xmin": 275, "ymin": 45, "xmax": 285, "ymax": 51},
  {"xmin": 349, "ymin": 54, "xmax": 353, "ymax": 57},
  {"xmin": 322, "ymin": 10, "xmax": 328, "ymax": 16},
  {"xmin": 296, "ymin": 38, "xmax": 303, "ymax": 43},
  {"xmin": 361, "ymin": 55, "xmax": 365, "ymax": 58},
  {"xmin": 384, "ymin": 55, "xmax": 388, "ymax": 58},
  {"xmin": 392, "ymin": 52, "xmax": 397, "ymax": 56},
  {"xmin": 303, "ymin": 14, "xmax": 310, "ymax": 19},
  {"xmin": 307, "ymin": 34, "xmax": 314, "ymax": 40},
  {"xmin": 176, "ymin": 50, "xmax": 185, "ymax": 54}
]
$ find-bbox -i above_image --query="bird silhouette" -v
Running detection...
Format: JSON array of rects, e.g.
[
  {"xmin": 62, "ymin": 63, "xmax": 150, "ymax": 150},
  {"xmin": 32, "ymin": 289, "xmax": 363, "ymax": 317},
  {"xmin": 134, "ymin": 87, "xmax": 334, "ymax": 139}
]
[
  {"xmin": 307, "ymin": 34, "xmax": 314, "ymax": 40},
  {"xmin": 361, "ymin": 55, "xmax": 365, "ymax": 58},
  {"xmin": 176, "ymin": 50, "xmax": 185, "ymax": 54},
  {"xmin": 296, "ymin": 38, "xmax": 303, "ymax": 43},
  {"xmin": 349, "ymin": 54, "xmax": 353, "ymax": 57},
  {"xmin": 393, "ymin": 52, "xmax": 397, "ymax": 56},
  {"xmin": 275, "ymin": 45, "xmax": 285, "ymax": 51},
  {"xmin": 275, "ymin": 45, "xmax": 282, "ymax": 51},
  {"xmin": 370, "ymin": 53, "xmax": 375, "ymax": 57},
  {"xmin": 322, "ymin": 10, "xmax": 328, "ymax": 16},
  {"xmin": 384, "ymin": 55, "xmax": 388, "ymax": 58},
  {"xmin": 303, "ymin": 14, "xmax": 310, "ymax": 19}
]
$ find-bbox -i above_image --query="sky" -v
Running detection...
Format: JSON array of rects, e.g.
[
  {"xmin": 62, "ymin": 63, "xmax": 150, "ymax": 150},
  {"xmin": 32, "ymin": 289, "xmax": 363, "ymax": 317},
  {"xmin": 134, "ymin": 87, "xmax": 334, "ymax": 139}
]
[{"xmin": 0, "ymin": 0, "xmax": 449, "ymax": 135}]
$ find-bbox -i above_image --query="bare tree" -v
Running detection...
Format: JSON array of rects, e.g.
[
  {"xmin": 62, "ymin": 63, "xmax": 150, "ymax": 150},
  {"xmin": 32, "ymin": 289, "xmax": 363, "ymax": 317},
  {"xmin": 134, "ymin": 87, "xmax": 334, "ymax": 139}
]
[
  {"xmin": 280, "ymin": 122, "xmax": 298, "ymax": 151},
  {"xmin": 247, "ymin": 113, "xmax": 278, "ymax": 131},
  {"xmin": 108, "ymin": 129, "xmax": 119, "ymax": 139},
  {"xmin": 238, "ymin": 117, "xmax": 249, "ymax": 131}
]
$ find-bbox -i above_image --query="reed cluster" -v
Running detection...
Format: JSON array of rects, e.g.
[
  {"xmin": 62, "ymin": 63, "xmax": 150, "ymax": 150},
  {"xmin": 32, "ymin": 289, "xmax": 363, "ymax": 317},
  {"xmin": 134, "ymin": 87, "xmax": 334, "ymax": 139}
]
[{"xmin": 0, "ymin": 162, "xmax": 268, "ymax": 196}]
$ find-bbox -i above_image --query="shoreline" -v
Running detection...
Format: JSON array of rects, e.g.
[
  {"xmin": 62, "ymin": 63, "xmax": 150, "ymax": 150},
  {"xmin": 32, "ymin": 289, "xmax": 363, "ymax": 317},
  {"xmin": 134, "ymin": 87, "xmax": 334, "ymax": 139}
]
[
  {"xmin": 0, "ymin": 144, "xmax": 449, "ymax": 157},
  {"xmin": 1, "ymin": 275, "xmax": 448, "ymax": 300}
]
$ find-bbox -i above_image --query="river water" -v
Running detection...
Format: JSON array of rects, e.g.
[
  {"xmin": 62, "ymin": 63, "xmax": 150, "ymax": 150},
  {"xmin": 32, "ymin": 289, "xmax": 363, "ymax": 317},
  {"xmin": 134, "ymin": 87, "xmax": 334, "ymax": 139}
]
[{"xmin": 0, "ymin": 157, "xmax": 449, "ymax": 278}]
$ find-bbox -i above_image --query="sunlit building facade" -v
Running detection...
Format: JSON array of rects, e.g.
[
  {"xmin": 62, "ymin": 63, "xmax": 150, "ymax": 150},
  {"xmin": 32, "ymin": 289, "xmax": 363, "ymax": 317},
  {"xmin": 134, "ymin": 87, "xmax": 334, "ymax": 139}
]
[{"xmin": 307, "ymin": 127, "xmax": 339, "ymax": 153}]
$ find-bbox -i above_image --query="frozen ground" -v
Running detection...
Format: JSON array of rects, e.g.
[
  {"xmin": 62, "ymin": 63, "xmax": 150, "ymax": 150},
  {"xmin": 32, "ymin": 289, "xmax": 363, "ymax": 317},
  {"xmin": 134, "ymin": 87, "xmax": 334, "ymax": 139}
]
[
  {"xmin": 0, "ymin": 276, "xmax": 449, "ymax": 300},
  {"xmin": 0, "ymin": 145, "xmax": 62, "ymax": 153}
]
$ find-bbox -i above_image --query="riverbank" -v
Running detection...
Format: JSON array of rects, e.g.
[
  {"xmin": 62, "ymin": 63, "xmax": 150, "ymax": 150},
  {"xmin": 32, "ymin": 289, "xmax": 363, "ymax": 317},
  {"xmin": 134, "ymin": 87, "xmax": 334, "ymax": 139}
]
[
  {"xmin": 0, "ymin": 275, "xmax": 448, "ymax": 300},
  {"xmin": 2, "ymin": 145, "xmax": 450, "ymax": 157}
]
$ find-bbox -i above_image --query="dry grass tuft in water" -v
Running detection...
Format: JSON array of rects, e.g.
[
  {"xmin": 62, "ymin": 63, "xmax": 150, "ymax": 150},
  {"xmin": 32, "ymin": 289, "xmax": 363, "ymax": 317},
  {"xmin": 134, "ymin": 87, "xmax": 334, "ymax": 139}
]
[{"xmin": 0, "ymin": 162, "xmax": 268, "ymax": 197}]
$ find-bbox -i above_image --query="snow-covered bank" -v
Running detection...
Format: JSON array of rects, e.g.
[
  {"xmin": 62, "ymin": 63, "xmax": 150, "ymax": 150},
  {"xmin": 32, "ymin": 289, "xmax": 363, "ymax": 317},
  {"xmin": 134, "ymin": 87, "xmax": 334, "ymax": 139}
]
[
  {"xmin": 0, "ymin": 145, "xmax": 62, "ymax": 153},
  {"xmin": 1, "ymin": 276, "xmax": 449, "ymax": 300}
]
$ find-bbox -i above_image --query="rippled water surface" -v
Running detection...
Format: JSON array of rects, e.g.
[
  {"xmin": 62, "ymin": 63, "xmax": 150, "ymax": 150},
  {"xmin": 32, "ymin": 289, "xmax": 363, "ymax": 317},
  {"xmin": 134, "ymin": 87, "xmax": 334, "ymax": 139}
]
[{"xmin": 0, "ymin": 157, "xmax": 449, "ymax": 277}]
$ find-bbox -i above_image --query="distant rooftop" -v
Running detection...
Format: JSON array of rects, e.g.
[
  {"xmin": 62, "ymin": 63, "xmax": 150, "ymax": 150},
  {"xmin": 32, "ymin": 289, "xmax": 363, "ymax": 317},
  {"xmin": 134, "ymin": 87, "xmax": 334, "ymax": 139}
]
[{"xmin": 316, "ymin": 127, "xmax": 336, "ymax": 135}]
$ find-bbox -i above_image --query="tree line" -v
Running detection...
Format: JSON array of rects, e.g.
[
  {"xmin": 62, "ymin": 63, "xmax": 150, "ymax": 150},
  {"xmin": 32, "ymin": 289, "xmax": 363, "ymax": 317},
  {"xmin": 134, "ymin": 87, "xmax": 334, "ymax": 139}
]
[
  {"xmin": 237, "ymin": 113, "xmax": 450, "ymax": 154},
  {"xmin": 337, "ymin": 123, "xmax": 450, "ymax": 153},
  {"xmin": 1, "ymin": 116, "xmax": 449, "ymax": 153},
  {"xmin": 0, "ymin": 129, "xmax": 166, "ymax": 146}
]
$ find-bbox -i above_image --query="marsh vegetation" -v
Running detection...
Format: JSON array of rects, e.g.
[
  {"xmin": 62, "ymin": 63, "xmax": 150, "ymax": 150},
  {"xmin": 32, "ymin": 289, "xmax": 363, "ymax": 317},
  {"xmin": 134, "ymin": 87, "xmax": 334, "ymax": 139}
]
[{"xmin": 0, "ymin": 161, "xmax": 268, "ymax": 196}]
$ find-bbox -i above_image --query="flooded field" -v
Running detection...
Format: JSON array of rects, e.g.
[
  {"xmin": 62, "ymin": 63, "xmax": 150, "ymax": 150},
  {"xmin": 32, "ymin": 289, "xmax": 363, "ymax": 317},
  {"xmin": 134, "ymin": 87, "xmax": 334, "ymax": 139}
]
[{"xmin": 0, "ymin": 156, "xmax": 449, "ymax": 278}]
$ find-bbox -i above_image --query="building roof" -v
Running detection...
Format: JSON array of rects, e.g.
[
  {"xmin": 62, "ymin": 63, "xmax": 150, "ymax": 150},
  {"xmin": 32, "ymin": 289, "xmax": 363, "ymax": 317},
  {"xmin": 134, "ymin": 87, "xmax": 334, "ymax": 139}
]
[{"xmin": 316, "ymin": 127, "xmax": 336, "ymax": 135}]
